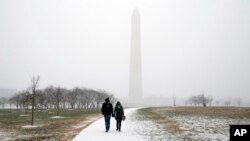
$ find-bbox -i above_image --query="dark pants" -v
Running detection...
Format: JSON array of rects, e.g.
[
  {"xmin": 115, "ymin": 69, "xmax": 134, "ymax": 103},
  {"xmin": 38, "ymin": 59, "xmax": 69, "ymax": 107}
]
[
  {"xmin": 116, "ymin": 120, "xmax": 122, "ymax": 131},
  {"xmin": 104, "ymin": 114, "xmax": 111, "ymax": 131}
]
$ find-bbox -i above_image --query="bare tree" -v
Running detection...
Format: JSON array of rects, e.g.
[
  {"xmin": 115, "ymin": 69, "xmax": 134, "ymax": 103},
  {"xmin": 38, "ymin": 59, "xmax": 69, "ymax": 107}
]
[
  {"xmin": 44, "ymin": 86, "xmax": 55, "ymax": 109},
  {"xmin": 53, "ymin": 86, "xmax": 64, "ymax": 116},
  {"xmin": 186, "ymin": 95, "xmax": 198, "ymax": 106},
  {"xmin": 30, "ymin": 76, "xmax": 39, "ymax": 125},
  {"xmin": 74, "ymin": 87, "xmax": 83, "ymax": 109},
  {"xmin": 187, "ymin": 94, "xmax": 209, "ymax": 107},
  {"xmin": 9, "ymin": 94, "xmax": 22, "ymax": 109},
  {"xmin": 197, "ymin": 94, "xmax": 209, "ymax": 107},
  {"xmin": 61, "ymin": 89, "xmax": 68, "ymax": 109},
  {"xmin": 85, "ymin": 89, "xmax": 97, "ymax": 109},
  {"xmin": 19, "ymin": 90, "xmax": 32, "ymax": 113},
  {"xmin": 36, "ymin": 90, "xmax": 49, "ymax": 110},
  {"xmin": 95, "ymin": 90, "xmax": 109, "ymax": 108},
  {"xmin": 67, "ymin": 89, "xmax": 78, "ymax": 109}
]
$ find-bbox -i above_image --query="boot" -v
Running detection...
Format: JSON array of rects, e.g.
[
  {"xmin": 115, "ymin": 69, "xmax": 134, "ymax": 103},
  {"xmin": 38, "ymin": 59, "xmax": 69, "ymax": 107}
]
[
  {"xmin": 116, "ymin": 122, "xmax": 118, "ymax": 131},
  {"xmin": 118, "ymin": 123, "xmax": 121, "ymax": 132}
]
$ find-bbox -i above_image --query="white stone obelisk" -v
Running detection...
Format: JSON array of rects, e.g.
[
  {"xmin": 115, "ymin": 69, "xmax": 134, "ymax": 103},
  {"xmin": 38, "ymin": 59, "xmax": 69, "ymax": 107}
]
[{"xmin": 129, "ymin": 8, "xmax": 142, "ymax": 101}]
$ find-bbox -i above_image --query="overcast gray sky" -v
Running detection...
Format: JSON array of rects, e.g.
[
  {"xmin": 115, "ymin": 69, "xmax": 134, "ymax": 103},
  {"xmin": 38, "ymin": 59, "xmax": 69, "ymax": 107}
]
[{"xmin": 0, "ymin": 0, "xmax": 250, "ymax": 101}]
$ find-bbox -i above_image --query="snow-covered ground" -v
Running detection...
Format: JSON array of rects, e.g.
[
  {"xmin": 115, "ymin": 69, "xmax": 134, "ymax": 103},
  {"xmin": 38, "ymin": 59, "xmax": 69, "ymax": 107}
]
[
  {"xmin": 50, "ymin": 116, "xmax": 66, "ymax": 119},
  {"xmin": 22, "ymin": 125, "xmax": 43, "ymax": 129},
  {"xmin": 171, "ymin": 115, "xmax": 249, "ymax": 141},
  {"xmin": 130, "ymin": 110, "xmax": 181, "ymax": 141},
  {"xmin": 72, "ymin": 108, "xmax": 145, "ymax": 141},
  {"xmin": 138, "ymin": 107, "xmax": 250, "ymax": 141},
  {"xmin": 72, "ymin": 108, "xmax": 183, "ymax": 141},
  {"xmin": 72, "ymin": 107, "xmax": 250, "ymax": 141}
]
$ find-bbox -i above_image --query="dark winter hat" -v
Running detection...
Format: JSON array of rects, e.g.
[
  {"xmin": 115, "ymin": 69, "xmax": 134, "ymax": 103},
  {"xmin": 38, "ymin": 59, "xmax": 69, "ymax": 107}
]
[
  {"xmin": 117, "ymin": 101, "xmax": 121, "ymax": 105},
  {"xmin": 105, "ymin": 98, "xmax": 110, "ymax": 102}
]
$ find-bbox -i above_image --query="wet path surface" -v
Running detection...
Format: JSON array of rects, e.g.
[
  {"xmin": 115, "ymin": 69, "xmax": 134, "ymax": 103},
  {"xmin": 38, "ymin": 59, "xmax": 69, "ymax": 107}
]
[
  {"xmin": 72, "ymin": 108, "xmax": 144, "ymax": 141},
  {"xmin": 73, "ymin": 108, "xmax": 177, "ymax": 141},
  {"xmin": 72, "ymin": 108, "xmax": 180, "ymax": 141}
]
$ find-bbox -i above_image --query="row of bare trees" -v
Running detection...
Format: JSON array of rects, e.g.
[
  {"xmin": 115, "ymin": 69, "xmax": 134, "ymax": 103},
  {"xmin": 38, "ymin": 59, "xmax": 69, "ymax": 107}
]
[
  {"xmin": 186, "ymin": 94, "xmax": 243, "ymax": 107},
  {"xmin": 6, "ymin": 76, "xmax": 116, "ymax": 126},
  {"xmin": 9, "ymin": 86, "xmax": 115, "ymax": 111},
  {"xmin": 215, "ymin": 98, "xmax": 242, "ymax": 107}
]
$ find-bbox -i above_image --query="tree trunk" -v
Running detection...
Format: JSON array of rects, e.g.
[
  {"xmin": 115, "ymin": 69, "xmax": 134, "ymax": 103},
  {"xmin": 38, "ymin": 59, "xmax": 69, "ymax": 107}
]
[{"xmin": 31, "ymin": 91, "xmax": 35, "ymax": 125}]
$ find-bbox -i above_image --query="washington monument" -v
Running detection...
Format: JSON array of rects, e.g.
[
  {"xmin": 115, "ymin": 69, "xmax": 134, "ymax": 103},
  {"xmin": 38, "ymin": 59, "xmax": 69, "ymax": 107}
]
[{"xmin": 129, "ymin": 8, "xmax": 142, "ymax": 101}]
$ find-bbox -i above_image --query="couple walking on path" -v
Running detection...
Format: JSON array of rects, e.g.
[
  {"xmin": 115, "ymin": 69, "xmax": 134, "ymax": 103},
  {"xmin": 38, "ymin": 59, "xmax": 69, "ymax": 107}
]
[{"xmin": 101, "ymin": 98, "xmax": 125, "ymax": 132}]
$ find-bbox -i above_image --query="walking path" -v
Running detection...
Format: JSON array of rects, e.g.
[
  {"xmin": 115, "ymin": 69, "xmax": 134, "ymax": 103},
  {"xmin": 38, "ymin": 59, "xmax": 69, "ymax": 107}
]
[{"xmin": 72, "ymin": 108, "xmax": 144, "ymax": 141}]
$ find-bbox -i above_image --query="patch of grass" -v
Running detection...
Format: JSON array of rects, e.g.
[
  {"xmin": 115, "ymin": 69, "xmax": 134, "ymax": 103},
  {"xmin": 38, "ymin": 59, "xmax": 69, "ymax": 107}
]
[
  {"xmin": 147, "ymin": 106, "xmax": 250, "ymax": 119},
  {"xmin": 139, "ymin": 106, "xmax": 250, "ymax": 134},
  {"xmin": 138, "ymin": 108, "xmax": 182, "ymax": 134},
  {"xmin": 0, "ymin": 108, "xmax": 101, "ymax": 140}
]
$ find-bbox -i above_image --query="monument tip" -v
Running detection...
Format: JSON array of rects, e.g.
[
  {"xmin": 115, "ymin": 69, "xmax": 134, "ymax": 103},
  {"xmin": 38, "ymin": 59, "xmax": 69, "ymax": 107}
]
[{"xmin": 133, "ymin": 7, "xmax": 139, "ymax": 14}]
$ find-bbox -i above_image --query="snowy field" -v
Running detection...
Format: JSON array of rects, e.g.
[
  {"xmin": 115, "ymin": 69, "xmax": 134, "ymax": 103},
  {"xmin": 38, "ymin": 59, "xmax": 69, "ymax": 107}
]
[
  {"xmin": 1, "ymin": 107, "xmax": 249, "ymax": 141},
  {"xmin": 72, "ymin": 107, "xmax": 250, "ymax": 141},
  {"xmin": 72, "ymin": 108, "xmax": 145, "ymax": 141},
  {"xmin": 138, "ymin": 107, "xmax": 250, "ymax": 141}
]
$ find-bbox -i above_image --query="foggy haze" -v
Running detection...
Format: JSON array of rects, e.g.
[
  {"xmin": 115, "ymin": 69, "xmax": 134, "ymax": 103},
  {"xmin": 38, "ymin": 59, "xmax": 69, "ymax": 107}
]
[{"xmin": 0, "ymin": 0, "xmax": 250, "ymax": 102}]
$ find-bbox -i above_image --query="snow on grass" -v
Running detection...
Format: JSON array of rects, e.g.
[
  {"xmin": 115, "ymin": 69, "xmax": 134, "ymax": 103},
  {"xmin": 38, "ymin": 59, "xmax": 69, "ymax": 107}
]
[
  {"xmin": 0, "ymin": 130, "xmax": 16, "ymax": 141},
  {"xmin": 67, "ymin": 107, "xmax": 250, "ymax": 141},
  {"xmin": 169, "ymin": 114, "xmax": 250, "ymax": 141},
  {"xmin": 50, "ymin": 116, "xmax": 66, "ymax": 119},
  {"xmin": 172, "ymin": 115, "xmax": 230, "ymax": 140},
  {"xmin": 141, "ymin": 107, "xmax": 250, "ymax": 141},
  {"xmin": 0, "ymin": 130, "xmax": 7, "ymax": 139},
  {"xmin": 22, "ymin": 125, "xmax": 43, "ymax": 129},
  {"xmin": 72, "ymin": 117, "xmax": 100, "ymax": 129},
  {"xmin": 130, "ymin": 112, "xmax": 181, "ymax": 141},
  {"xmin": 72, "ymin": 124, "xmax": 87, "ymax": 129},
  {"xmin": 19, "ymin": 114, "xmax": 28, "ymax": 117}
]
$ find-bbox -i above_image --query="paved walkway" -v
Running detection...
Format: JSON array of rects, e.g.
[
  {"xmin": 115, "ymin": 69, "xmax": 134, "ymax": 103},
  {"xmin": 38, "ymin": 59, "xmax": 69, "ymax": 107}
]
[{"xmin": 72, "ymin": 108, "xmax": 144, "ymax": 141}]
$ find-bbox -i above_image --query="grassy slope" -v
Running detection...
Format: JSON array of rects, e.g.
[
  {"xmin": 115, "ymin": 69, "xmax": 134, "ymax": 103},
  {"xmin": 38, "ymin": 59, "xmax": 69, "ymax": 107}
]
[
  {"xmin": 0, "ymin": 109, "xmax": 101, "ymax": 141},
  {"xmin": 139, "ymin": 106, "xmax": 250, "ymax": 140},
  {"xmin": 142, "ymin": 106, "xmax": 250, "ymax": 119}
]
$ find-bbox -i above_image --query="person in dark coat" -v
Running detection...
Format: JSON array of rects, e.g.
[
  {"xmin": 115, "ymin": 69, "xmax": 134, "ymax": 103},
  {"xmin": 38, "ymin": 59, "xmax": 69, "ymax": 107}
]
[
  {"xmin": 114, "ymin": 101, "xmax": 124, "ymax": 132},
  {"xmin": 101, "ymin": 98, "xmax": 113, "ymax": 132}
]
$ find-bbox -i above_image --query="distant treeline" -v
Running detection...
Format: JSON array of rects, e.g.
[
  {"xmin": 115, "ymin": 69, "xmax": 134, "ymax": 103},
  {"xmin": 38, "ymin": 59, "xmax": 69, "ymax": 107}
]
[
  {"xmin": 185, "ymin": 94, "xmax": 242, "ymax": 107},
  {"xmin": 1, "ymin": 86, "xmax": 116, "ymax": 110}
]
